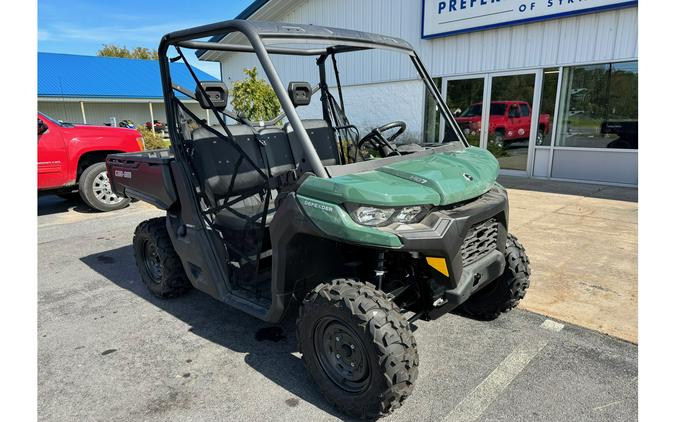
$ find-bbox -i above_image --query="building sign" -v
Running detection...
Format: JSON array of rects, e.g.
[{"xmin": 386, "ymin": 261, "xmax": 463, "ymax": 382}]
[{"xmin": 422, "ymin": 0, "xmax": 637, "ymax": 39}]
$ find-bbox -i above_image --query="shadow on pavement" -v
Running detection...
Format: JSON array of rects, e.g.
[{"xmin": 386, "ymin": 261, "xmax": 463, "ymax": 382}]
[
  {"xmin": 498, "ymin": 175, "xmax": 638, "ymax": 203},
  {"xmin": 80, "ymin": 244, "xmax": 355, "ymax": 421},
  {"xmin": 37, "ymin": 194, "xmax": 97, "ymax": 216}
]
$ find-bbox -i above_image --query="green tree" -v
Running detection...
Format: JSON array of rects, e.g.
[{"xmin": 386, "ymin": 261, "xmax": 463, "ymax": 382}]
[
  {"xmin": 97, "ymin": 44, "xmax": 159, "ymax": 60},
  {"xmin": 231, "ymin": 67, "xmax": 280, "ymax": 121},
  {"xmin": 130, "ymin": 47, "xmax": 159, "ymax": 60}
]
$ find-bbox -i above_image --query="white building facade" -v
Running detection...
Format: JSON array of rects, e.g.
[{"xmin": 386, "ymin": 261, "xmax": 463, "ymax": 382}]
[{"xmin": 210, "ymin": 0, "xmax": 638, "ymax": 185}]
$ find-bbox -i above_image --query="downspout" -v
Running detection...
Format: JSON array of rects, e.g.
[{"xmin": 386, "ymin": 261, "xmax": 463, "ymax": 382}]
[
  {"xmin": 148, "ymin": 102, "xmax": 155, "ymax": 133},
  {"xmin": 80, "ymin": 101, "xmax": 87, "ymax": 124}
]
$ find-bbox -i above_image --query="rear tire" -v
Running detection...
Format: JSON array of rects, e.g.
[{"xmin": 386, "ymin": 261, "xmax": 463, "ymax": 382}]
[
  {"xmin": 78, "ymin": 162, "xmax": 130, "ymax": 212},
  {"xmin": 460, "ymin": 233, "xmax": 531, "ymax": 320},
  {"xmin": 297, "ymin": 279, "xmax": 419, "ymax": 419},
  {"xmin": 133, "ymin": 217, "xmax": 191, "ymax": 298},
  {"xmin": 493, "ymin": 130, "xmax": 505, "ymax": 148}
]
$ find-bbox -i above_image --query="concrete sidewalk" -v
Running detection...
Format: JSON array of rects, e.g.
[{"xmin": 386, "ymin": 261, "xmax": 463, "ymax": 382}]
[{"xmin": 499, "ymin": 176, "xmax": 638, "ymax": 343}]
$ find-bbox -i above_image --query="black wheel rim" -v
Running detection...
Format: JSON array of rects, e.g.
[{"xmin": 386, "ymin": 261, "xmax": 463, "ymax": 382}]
[
  {"xmin": 142, "ymin": 240, "xmax": 162, "ymax": 283},
  {"xmin": 313, "ymin": 317, "xmax": 371, "ymax": 393}
]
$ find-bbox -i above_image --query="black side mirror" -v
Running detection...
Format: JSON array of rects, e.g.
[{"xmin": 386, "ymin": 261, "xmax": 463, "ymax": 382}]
[
  {"xmin": 38, "ymin": 119, "xmax": 48, "ymax": 136},
  {"xmin": 195, "ymin": 81, "xmax": 228, "ymax": 111},
  {"xmin": 287, "ymin": 81, "xmax": 312, "ymax": 107}
]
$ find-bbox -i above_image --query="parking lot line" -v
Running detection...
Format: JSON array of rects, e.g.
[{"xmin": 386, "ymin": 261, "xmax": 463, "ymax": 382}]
[
  {"xmin": 443, "ymin": 339, "xmax": 548, "ymax": 422},
  {"xmin": 540, "ymin": 319, "xmax": 565, "ymax": 332}
]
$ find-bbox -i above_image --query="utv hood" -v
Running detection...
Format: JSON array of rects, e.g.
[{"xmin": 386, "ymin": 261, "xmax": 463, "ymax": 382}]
[{"xmin": 298, "ymin": 146, "xmax": 499, "ymax": 207}]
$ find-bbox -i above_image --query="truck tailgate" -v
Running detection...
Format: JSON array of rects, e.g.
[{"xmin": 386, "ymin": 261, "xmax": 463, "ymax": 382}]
[{"xmin": 106, "ymin": 149, "xmax": 177, "ymax": 210}]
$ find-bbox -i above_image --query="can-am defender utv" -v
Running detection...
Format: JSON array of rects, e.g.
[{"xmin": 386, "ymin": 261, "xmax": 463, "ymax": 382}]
[{"xmin": 107, "ymin": 20, "xmax": 530, "ymax": 419}]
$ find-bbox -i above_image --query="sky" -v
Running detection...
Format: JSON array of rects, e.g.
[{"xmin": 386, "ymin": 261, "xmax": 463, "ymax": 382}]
[{"xmin": 38, "ymin": 0, "xmax": 254, "ymax": 76}]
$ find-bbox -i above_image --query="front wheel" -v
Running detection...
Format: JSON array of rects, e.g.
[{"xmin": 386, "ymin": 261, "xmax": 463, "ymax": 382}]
[
  {"xmin": 78, "ymin": 162, "xmax": 130, "ymax": 212},
  {"xmin": 493, "ymin": 131, "xmax": 505, "ymax": 148},
  {"xmin": 460, "ymin": 233, "xmax": 531, "ymax": 320},
  {"xmin": 535, "ymin": 130, "xmax": 545, "ymax": 146},
  {"xmin": 297, "ymin": 279, "xmax": 419, "ymax": 419}
]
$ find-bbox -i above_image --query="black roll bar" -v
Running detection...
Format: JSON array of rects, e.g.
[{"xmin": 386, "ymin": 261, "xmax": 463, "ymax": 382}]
[{"xmin": 159, "ymin": 19, "xmax": 329, "ymax": 178}]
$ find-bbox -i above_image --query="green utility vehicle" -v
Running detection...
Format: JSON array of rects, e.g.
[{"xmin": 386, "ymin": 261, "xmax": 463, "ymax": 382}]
[{"xmin": 107, "ymin": 20, "xmax": 531, "ymax": 419}]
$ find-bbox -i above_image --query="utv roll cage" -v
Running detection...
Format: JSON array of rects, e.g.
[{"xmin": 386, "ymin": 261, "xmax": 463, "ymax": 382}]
[
  {"xmin": 159, "ymin": 20, "xmax": 467, "ymax": 171},
  {"xmin": 155, "ymin": 20, "xmax": 468, "ymax": 321}
]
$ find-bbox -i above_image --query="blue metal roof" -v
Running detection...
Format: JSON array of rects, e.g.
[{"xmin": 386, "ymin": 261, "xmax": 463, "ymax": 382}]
[{"xmin": 38, "ymin": 52, "xmax": 218, "ymax": 99}]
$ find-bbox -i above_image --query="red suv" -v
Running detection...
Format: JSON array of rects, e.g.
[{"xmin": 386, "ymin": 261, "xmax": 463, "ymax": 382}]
[
  {"xmin": 455, "ymin": 101, "xmax": 550, "ymax": 147},
  {"xmin": 37, "ymin": 112, "xmax": 144, "ymax": 211}
]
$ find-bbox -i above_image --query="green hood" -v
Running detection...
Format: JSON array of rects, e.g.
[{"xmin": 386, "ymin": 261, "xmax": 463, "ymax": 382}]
[{"xmin": 298, "ymin": 146, "xmax": 499, "ymax": 207}]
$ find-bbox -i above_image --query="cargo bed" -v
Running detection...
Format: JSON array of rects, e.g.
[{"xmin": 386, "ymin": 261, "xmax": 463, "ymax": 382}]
[{"xmin": 106, "ymin": 149, "xmax": 178, "ymax": 210}]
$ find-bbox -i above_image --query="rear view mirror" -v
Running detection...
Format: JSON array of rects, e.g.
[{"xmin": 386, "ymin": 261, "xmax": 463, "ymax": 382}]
[
  {"xmin": 38, "ymin": 119, "xmax": 48, "ymax": 136},
  {"xmin": 195, "ymin": 81, "xmax": 228, "ymax": 111},
  {"xmin": 287, "ymin": 81, "xmax": 312, "ymax": 107}
]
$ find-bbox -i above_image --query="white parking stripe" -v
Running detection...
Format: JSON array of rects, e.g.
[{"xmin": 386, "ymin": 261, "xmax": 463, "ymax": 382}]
[
  {"xmin": 541, "ymin": 319, "xmax": 565, "ymax": 332},
  {"xmin": 443, "ymin": 340, "xmax": 548, "ymax": 422}
]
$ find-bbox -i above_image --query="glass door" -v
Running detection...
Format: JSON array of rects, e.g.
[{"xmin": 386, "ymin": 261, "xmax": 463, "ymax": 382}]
[
  {"xmin": 440, "ymin": 71, "xmax": 542, "ymax": 175},
  {"xmin": 484, "ymin": 71, "xmax": 541, "ymax": 173}
]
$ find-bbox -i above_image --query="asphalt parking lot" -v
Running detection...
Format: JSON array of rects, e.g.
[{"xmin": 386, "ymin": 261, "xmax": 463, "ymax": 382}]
[{"xmin": 38, "ymin": 195, "xmax": 637, "ymax": 421}]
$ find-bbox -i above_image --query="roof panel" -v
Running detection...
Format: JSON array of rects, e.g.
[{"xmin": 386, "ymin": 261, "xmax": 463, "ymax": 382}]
[{"xmin": 38, "ymin": 52, "xmax": 217, "ymax": 99}]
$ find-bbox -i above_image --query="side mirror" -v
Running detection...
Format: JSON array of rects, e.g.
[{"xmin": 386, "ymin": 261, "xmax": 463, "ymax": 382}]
[
  {"xmin": 287, "ymin": 81, "xmax": 312, "ymax": 107},
  {"xmin": 38, "ymin": 119, "xmax": 48, "ymax": 136},
  {"xmin": 195, "ymin": 81, "xmax": 228, "ymax": 111}
]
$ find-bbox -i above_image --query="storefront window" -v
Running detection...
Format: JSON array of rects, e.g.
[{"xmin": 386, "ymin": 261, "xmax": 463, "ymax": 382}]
[
  {"xmin": 555, "ymin": 61, "xmax": 638, "ymax": 149},
  {"xmin": 446, "ymin": 78, "xmax": 485, "ymax": 147},
  {"xmin": 536, "ymin": 68, "xmax": 560, "ymax": 146}
]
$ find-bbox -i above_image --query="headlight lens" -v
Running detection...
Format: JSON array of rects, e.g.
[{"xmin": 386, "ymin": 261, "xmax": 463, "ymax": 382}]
[
  {"xmin": 395, "ymin": 206, "xmax": 424, "ymax": 223},
  {"xmin": 354, "ymin": 206, "xmax": 395, "ymax": 226},
  {"xmin": 350, "ymin": 205, "xmax": 429, "ymax": 227}
]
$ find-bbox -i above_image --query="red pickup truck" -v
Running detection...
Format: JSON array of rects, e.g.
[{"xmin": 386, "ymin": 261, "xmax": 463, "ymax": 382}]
[
  {"xmin": 37, "ymin": 112, "xmax": 144, "ymax": 211},
  {"xmin": 454, "ymin": 101, "xmax": 550, "ymax": 147}
]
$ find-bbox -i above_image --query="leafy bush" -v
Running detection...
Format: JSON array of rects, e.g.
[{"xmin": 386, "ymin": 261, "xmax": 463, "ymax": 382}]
[
  {"xmin": 138, "ymin": 127, "xmax": 168, "ymax": 150},
  {"xmin": 487, "ymin": 141, "xmax": 509, "ymax": 158},
  {"xmin": 231, "ymin": 67, "xmax": 281, "ymax": 121},
  {"xmin": 97, "ymin": 44, "xmax": 159, "ymax": 60}
]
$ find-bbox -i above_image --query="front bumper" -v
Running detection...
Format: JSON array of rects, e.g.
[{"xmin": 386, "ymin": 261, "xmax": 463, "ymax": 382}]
[{"xmin": 390, "ymin": 185, "xmax": 509, "ymax": 317}]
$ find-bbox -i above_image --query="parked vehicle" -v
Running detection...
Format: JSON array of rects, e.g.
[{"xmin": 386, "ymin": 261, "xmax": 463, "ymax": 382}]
[
  {"xmin": 38, "ymin": 112, "xmax": 144, "ymax": 211},
  {"xmin": 145, "ymin": 120, "xmax": 166, "ymax": 132},
  {"xmin": 107, "ymin": 21, "xmax": 530, "ymax": 419},
  {"xmin": 455, "ymin": 101, "xmax": 550, "ymax": 147},
  {"xmin": 118, "ymin": 119, "xmax": 137, "ymax": 129},
  {"xmin": 602, "ymin": 119, "xmax": 638, "ymax": 149}
]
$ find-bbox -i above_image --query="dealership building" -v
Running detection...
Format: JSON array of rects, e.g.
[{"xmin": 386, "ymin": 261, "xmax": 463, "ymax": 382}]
[{"xmin": 200, "ymin": 0, "xmax": 638, "ymax": 185}]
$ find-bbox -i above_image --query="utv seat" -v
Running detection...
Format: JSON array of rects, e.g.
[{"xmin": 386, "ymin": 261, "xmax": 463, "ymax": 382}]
[
  {"xmin": 212, "ymin": 194, "xmax": 277, "ymax": 230},
  {"xmin": 285, "ymin": 119, "xmax": 341, "ymax": 166},
  {"xmin": 190, "ymin": 125, "xmax": 293, "ymax": 229}
]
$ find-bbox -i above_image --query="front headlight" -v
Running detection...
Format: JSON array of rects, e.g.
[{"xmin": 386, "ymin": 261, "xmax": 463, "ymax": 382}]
[
  {"xmin": 395, "ymin": 206, "xmax": 424, "ymax": 223},
  {"xmin": 350, "ymin": 205, "xmax": 429, "ymax": 227},
  {"xmin": 354, "ymin": 206, "xmax": 396, "ymax": 226}
]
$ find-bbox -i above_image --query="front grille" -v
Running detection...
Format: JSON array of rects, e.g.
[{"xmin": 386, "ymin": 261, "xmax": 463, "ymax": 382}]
[{"xmin": 461, "ymin": 218, "xmax": 499, "ymax": 266}]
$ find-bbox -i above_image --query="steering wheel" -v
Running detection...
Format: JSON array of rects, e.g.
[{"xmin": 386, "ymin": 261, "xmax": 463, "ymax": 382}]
[{"xmin": 357, "ymin": 121, "xmax": 407, "ymax": 158}]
